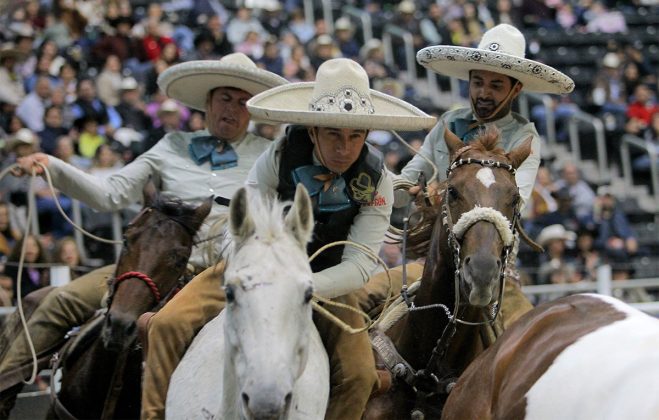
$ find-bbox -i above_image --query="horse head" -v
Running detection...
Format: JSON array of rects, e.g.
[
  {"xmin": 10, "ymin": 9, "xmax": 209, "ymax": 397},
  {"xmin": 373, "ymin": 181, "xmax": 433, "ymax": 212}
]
[
  {"xmin": 101, "ymin": 181, "xmax": 212, "ymax": 351},
  {"xmin": 223, "ymin": 184, "xmax": 314, "ymax": 420},
  {"xmin": 440, "ymin": 127, "xmax": 531, "ymax": 308}
]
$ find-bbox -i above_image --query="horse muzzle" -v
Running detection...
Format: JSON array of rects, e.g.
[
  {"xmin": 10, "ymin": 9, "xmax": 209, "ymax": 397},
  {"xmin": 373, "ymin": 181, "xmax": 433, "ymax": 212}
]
[
  {"xmin": 101, "ymin": 312, "xmax": 138, "ymax": 352},
  {"xmin": 241, "ymin": 383, "xmax": 293, "ymax": 420},
  {"xmin": 461, "ymin": 254, "xmax": 501, "ymax": 307}
]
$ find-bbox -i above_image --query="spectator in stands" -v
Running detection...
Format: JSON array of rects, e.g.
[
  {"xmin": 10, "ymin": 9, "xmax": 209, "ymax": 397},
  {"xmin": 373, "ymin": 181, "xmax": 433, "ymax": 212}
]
[
  {"xmin": 0, "ymin": 43, "xmax": 26, "ymax": 103},
  {"xmin": 142, "ymin": 100, "xmax": 181, "ymax": 152},
  {"xmin": 0, "ymin": 202, "xmax": 20, "ymax": 257},
  {"xmin": 38, "ymin": 106, "xmax": 69, "ymax": 155},
  {"xmin": 492, "ymin": 0, "xmax": 523, "ymax": 27},
  {"xmin": 23, "ymin": 52, "xmax": 58, "ymax": 94},
  {"xmin": 589, "ymin": 52, "xmax": 628, "ymax": 131},
  {"xmin": 593, "ymin": 186, "xmax": 639, "ymax": 278},
  {"xmin": 115, "ymin": 77, "xmax": 153, "ymax": 135},
  {"xmin": 257, "ymin": 37, "xmax": 284, "ymax": 75},
  {"xmin": 309, "ymin": 34, "xmax": 340, "ymax": 71},
  {"xmin": 535, "ymin": 224, "xmax": 579, "ymax": 295},
  {"xmin": 282, "ymin": 43, "xmax": 314, "ymax": 82},
  {"xmin": 420, "ymin": 4, "xmax": 451, "ymax": 45},
  {"xmin": 632, "ymin": 111, "xmax": 659, "ymax": 171},
  {"xmin": 360, "ymin": 39, "xmax": 396, "ymax": 85},
  {"xmin": 52, "ymin": 135, "xmax": 90, "ymax": 170},
  {"xmin": 226, "ymin": 6, "xmax": 267, "ymax": 47},
  {"xmin": 625, "ymin": 84, "xmax": 658, "ymax": 137},
  {"xmin": 71, "ymin": 78, "xmax": 122, "ymax": 137},
  {"xmin": 75, "ymin": 116, "xmax": 107, "ymax": 159},
  {"xmin": 572, "ymin": 224, "xmax": 601, "ymax": 282},
  {"xmin": 5, "ymin": 234, "xmax": 49, "ymax": 302},
  {"xmin": 96, "ymin": 54, "xmax": 123, "ymax": 107},
  {"xmin": 334, "ymin": 17, "xmax": 360, "ymax": 61},
  {"xmin": 287, "ymin": 8, "xmax": 315, "ymax": 44},
  {"xmin": 53, "ymin": 236, "xmax": 85, "ymax": 280},
  {"xmin": 141, "ymin": 17, "xmax": 176, "ymax": 64},
  {"xmin": 16, "ymin": 76, "xmax": 51, "ymax": 133},
  {"xmin": 90, "ymin": 15, "xmax": 139, "ymax": 69},
  {"xmin": 526, "ymin": 165, "xmax": 558, "ymax": 220},
  {"xmin": 554, "ymin": 161, "xmax": 596, "ymax": 220},
  {"xmin": 200, "ymin": 13, "xmax": 233, "ymax": 57},
  {"xmin": 0, "ymin": 130, "xmax": 40, "ymax": 230}
]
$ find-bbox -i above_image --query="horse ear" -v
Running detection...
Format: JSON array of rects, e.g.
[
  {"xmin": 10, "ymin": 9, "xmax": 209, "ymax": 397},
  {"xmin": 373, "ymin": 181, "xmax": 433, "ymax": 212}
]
[
  {"xmin": 444, "ymin": 126, "xmax": 464, "ymax": 160},
  {"xmin": 143, "ymin": 178, "xmax": 158, "ymax": 207},
  {"xmin": 190, "ymin": 196, "xmax": 213, "ymax": 232},
  {"xmin": 506, "ymin": 137, "xmax": 533, "ymax": 169},
  {"xmin": 229, "ymin": 188, "xmax": 255, "ymax": 241},
  {"xmin": 285, "ymin": 184, "xmax": 314, "ymax": 247}
]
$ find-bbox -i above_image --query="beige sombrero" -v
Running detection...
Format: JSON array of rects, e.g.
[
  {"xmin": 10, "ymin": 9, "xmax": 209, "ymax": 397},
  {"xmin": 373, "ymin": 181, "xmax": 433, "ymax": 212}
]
[
  {"xmin": 417, "ymin": 24, "xmax": 574, "ymax": 95},
  {"xmin": 247, "ymin": 58, "xmax": 436, "ymax": 131},
  {"xmin": 157, "ymin": 52, "xmax": 288, "ymax": 111},
  {"xmin": 0, "ymin": 43, "xmax": 27, "ymax": 62}
]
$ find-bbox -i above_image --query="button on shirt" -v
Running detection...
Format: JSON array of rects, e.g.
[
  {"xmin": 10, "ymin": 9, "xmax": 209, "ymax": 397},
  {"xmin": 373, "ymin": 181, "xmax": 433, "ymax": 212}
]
[{"xmin": 46, "ymin": 130, "xmax": 271, "ymax": 269}]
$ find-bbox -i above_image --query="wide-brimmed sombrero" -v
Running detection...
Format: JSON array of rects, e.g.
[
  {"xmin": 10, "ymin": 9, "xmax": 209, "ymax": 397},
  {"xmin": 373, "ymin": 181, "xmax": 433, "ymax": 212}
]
[
  {"xmin": 0, "ymin": 43, "xmax": 27, "ymax": 62},
  {"xmin": 247, "ymin": 58, "xmax": 436, "ymax": 131},
  {"xmin": 157, "ymin": 52, "xmax": 288, "ymax": 111},
  {"xmin": 417, "ymin": 24, "xmax": 574, "ymax": 95}
]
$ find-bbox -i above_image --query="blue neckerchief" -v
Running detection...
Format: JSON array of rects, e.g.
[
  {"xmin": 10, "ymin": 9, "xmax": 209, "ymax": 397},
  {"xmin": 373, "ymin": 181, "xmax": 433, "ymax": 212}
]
[
  {"xmin": 189, "ymin": 135, "xmax": 238, "ymax": 170},
  {"xmin": 450, "ymin": 118, "xmax": 482, "ymax": 142},
  {"xmin": 292, "ymin": 165, "xmax": 353, "ymax": 212}
]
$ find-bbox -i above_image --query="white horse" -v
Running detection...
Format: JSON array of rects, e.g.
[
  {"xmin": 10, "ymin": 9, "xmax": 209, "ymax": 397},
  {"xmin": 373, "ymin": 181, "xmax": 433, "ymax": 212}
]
[{"xmin": 166, "ymin": 185, "xmax": 329, "ymax": 420}]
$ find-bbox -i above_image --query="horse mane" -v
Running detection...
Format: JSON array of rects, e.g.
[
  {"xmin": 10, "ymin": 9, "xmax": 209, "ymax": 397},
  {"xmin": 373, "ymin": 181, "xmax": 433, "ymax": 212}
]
[
  {"xmin": 223, "ymin": 193, "xmax": 295, "ymax": 261},
  {"xmin": 467, "ymin": 126, "xmax": 506, "ymax": 158}
]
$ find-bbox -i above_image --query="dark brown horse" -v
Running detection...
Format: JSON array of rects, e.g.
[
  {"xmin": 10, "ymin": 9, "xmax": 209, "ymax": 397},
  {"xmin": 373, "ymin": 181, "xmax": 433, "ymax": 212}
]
[
  {"xmin": 365, "ymin": 128, "xmax": 533, "ymax": 419},
  {"xmin": 442, "ymin": 293, "xmax": 659, "ymax": 420},
  {"xmin": 49, "ymin": 183, "xmax": 211, "ymax": 419}
]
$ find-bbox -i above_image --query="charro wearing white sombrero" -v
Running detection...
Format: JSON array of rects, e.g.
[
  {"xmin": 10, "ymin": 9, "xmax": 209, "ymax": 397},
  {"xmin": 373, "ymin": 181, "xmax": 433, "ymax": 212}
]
[
  {"xmin": 360, "ymin": 24, "xmax": 575, "ymax": 340},
  {"xmin": 3, "ymin": 53, "xmax": 287, "ymax": 419},
  {"xmin": 246, "ymin": 58, "xmax": 436, "ymax": 419}
]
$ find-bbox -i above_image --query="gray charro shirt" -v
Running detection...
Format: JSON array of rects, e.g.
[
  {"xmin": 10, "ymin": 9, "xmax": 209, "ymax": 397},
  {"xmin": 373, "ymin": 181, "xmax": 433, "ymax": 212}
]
[
  {"xmin": 46, "ymin": 130, "xmax": 271, "ymax": 270},
  {"xmin": 246, "ymin": 136, "xmax": 394, "ymax": 298},
  {"xmin": 399, "ymin": 108, "xmax": 541, "ymax": 208}
]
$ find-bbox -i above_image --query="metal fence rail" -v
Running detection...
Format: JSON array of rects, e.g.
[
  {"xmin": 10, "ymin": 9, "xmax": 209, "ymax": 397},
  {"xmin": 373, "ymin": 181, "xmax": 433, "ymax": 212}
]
[
  {"xmin": 620, "ymin": 133, "xmax": 659, "ymax": 210},
  {"xmin": 567, "ymin": 111, "xmax": 609, "ymax": 183}
]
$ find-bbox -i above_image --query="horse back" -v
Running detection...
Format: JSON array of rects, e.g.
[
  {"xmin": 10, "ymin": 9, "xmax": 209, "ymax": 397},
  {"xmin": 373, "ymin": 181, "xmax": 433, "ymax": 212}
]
[{"xmin": 442, "ymin": 294, "xmax": 640, "ymax": 420}]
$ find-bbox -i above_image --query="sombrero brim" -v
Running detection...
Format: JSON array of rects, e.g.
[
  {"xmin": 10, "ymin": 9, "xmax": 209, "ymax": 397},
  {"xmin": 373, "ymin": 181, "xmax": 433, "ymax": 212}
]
[
  {"xmin": 0, "ymin": 49, "xmax": 27, "ymax": 62},
  {"xmin": 158, "ymin": 60, "xmax": 288, "ymax": 111},
  {"xmin": 247, "ymin": 82, "xmax": 437, "ymax": 131},
  {"xmin": 417, "ymin": 46, "xmax": 574, "ymax": 95}
]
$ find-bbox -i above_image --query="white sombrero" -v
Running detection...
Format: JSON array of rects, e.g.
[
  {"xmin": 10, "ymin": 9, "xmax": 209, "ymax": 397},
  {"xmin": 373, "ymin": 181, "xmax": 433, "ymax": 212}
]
[
  {"xmin": 247, "ymin": 58, "xmax": 436, "ymax": 131},
  {"xmin": 536, "ymin": 224, "xmax": 576, "ymax": 247},
  {"xmin": 417, "ymin": 24, "xmax": 575, "ymax": 95},
  {"xmin": 157, "ymin": 52, "xmax": 288, "ymax": 111}
]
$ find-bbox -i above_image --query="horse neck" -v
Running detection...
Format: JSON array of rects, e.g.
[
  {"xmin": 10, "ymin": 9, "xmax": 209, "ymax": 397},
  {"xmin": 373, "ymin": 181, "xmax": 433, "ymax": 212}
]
[{"xmin": 396, "ymin": 236, "xmax": 456, "ymax": 368}]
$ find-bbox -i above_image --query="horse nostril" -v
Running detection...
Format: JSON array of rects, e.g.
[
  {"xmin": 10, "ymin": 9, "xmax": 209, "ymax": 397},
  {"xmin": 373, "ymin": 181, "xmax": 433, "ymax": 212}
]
[
  {"xmin": 464, "ymin": 256, "xmax": 471, "ymax": 265},
  {"xmin": 497, "ymin": 259, "xmax": 502, "ymax": 269},
  {"xmin": 242, "ymin": 392, "xmax": 250, "ymax": 407},
  {"xmin": 284, "ymin": 392, "xmax": 292, "ymax": 407}
]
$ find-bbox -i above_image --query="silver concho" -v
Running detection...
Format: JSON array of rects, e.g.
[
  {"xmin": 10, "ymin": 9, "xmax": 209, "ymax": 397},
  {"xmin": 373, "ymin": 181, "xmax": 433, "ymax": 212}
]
[{"xmin": 309, "ymin": 87, "xmax": 375, "ymax": 114}]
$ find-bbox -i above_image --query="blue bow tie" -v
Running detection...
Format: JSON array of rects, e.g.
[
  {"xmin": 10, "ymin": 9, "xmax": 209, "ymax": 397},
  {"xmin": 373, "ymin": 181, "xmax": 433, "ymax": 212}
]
[
  {"xmin": 189, "ymin": 135, "xmax": 238, "ymax": 170},
  {"xmin": 450, "ymin": 118, "xmax": 482, "ymax": 142},
  {"xmin": 292, "ymin": 165, "xmax": 352, "ymax": 212}
]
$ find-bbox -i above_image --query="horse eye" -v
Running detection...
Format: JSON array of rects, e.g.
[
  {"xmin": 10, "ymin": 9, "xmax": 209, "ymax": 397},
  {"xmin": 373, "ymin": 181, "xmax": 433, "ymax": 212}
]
[
  {"xmin": 224, "ymin": 285, "xmax": 235, "ymax": 303},
  {"xmin": 304, "ymin": 287, "xmax": 313, "ymax": 304},
  {"xmin": 448, "ymin": 186, "xmax": 459, "ymax": 200}
]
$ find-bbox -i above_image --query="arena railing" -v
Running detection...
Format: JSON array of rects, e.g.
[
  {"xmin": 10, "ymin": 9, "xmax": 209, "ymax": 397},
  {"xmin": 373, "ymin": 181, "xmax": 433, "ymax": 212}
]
[
  {"xmin": 340, "ymin": 5, "xmax": 373, "ymax": 42},
  {"xmin": 382, "ymin": 24, "xmax": 416, "ymax": 85},
  {"xmin": 620, "ymin": 134, "xmax": 659, "ymax": 213},
  {"xmin": 567, "ymin": 110, "xmax": 609, "ymax": 183},
  {"xmin": 521, "ymin": 264, "xmax": 659, "ymax": 315}
]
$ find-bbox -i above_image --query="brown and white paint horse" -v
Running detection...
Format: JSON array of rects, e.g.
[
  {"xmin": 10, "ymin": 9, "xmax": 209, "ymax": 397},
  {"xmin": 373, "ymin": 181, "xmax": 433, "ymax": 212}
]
[
  {"xmin": 365, "ymin": 127, "xmax": 534, "ymax": 419},
  {"xmin": 443, "ymin": 293, "xmax": 659, "ymax": 420}
]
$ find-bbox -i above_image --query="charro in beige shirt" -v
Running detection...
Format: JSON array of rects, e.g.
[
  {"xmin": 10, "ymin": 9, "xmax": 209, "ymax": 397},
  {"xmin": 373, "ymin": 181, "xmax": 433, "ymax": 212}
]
[
  {"xmin": 400, "ymin": 108, "xmax": 541, "ymax": 208},
  {"xmin": 46, "ymin": 130, "xmax": 271, "ymax": 269},
  {"xmin": 246, "ymin": 136, "xmax": 394, "ymax": 299}
]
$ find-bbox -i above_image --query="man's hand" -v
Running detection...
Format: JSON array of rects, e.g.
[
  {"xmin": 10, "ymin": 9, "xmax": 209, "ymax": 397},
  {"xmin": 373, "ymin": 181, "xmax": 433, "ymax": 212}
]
[
  {"xmin": 409, "ymin": 181, "xmax": 441, "ymax": 207},
  {"xmin": 12, "ymin": 153, "xmax": 50, "ymax": 177}
]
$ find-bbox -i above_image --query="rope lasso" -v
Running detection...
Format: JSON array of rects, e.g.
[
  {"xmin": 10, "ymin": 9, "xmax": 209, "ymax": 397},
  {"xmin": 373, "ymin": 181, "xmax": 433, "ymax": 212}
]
[{"xmin": 308, "ymin": 240, "xmax": 395, "ymax": 334}]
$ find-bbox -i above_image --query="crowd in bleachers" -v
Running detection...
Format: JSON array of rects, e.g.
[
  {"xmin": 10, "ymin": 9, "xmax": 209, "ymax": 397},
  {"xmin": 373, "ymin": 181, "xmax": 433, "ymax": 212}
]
[{"xmin": 0, "ymin": 0, "xmax": 658, "ymax": 305}]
